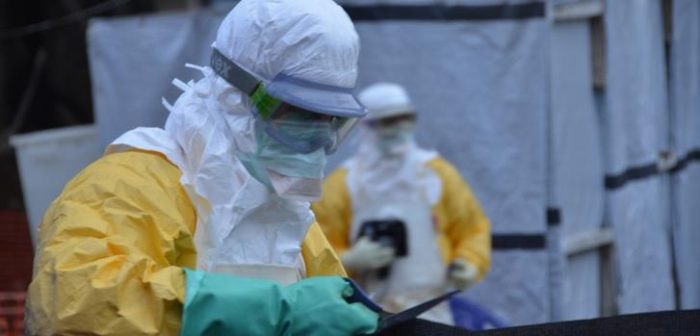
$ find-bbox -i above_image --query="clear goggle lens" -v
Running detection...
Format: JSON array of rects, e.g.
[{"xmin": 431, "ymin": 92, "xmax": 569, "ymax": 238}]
[{"xmin": 252, "ymin": 87, "xmax": 359, "ymax": 154}]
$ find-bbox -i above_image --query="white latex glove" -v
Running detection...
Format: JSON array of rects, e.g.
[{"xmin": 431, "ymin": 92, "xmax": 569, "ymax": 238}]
[
  {"xmin": 341, "ymin": 237, "xmax": 396, "ymax": 272},
  {"xmin": 448, "ymin": 259, "xmax": 479, "ymax": 291}
]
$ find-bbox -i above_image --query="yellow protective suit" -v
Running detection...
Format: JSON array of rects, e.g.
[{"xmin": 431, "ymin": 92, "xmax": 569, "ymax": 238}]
[
  {"xmin": 26, "ymin": 150, "xmax": 345, "ymax": 335},
  {"xmin": 312, "ymin": 157, "xmax": 490, "ymax": 280}
]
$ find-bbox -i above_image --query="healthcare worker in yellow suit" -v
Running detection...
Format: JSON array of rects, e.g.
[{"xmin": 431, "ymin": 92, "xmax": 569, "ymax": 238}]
[
  {"xmin": 313, "ymin": 82, "xmax": 491, "ymax": 325},
  {"xmin": 25, "ymin": 1, "xmax": 378, "ymax": 335}
]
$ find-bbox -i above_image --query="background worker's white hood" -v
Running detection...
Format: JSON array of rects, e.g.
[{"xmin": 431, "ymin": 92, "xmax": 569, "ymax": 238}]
[{"xmin": 344, "ymin": 126, "xmax": 441, "ymax": 207}]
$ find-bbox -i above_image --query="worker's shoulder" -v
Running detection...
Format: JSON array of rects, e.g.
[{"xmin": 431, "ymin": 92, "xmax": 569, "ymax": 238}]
[
  {"xmin": 72, "ymin": 150, "xmax": 183, "ymax": 191},
  {"xmin": 326, "ymin": 166, "xmax": 350, "ymax": 182},
  {"xmin": 99, "ymin": 149, "xmax": 175, "ymax": 166},
  {"xmin": 319, "ymin": 166, "xmax": 351, "ymax": 198},
  {"xmin": 426, "ymin": 156, "xmax": 460, "ymax": 178}
]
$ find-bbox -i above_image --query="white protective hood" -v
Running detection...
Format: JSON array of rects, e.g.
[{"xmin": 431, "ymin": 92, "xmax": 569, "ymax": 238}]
[
  {"xmin": 346, "ymin": 83, "xmax": 439, "ymax": 205},
  {"xmin": 108, "ymin": 0, "xmax": 360, "ymax": 272},
  {"xmin": 358, "ymin": 82, "xmax": 416, "ymax": 120}
]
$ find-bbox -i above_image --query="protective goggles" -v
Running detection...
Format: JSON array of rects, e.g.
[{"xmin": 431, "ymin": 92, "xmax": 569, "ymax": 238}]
[{"xmin": 211, "ymin": 48, "xmax": 367, "ymax": 154}]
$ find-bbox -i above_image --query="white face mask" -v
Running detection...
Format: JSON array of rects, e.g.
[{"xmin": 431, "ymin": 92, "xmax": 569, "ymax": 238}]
[
  {"xmin": 267, "ymin": 171, "xmax": 323, "ymax": 202},
  {"xmin": 237, "ymin": 126, "xmax": 327, "ymax": 201},
  {"xmin": 376, "ymin": 120, "xmax": 416, "ymax": 155}
]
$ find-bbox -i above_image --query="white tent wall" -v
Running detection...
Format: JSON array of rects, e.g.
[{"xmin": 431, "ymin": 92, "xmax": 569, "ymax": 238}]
[
  {"xmin": 549, "ymin": 19, "xmax": 604, "ymax": 320},
  {"xmin": 604, "ymin": 0, "xmax": 675, "ymax": 313},
  {"xmin": 340, "ymin": 2, "xmax": 550, "ymax": 325},
  {"xmin": 670, "ymin": 0, "xmax": 700, "ymax": 310},
  {"xmin": 88, "ymin": 6, "xmax": 233, "ymax": 149},
  {"xmin": 349, "ymin": 13, "xmax": 549, "ymax": 237}
]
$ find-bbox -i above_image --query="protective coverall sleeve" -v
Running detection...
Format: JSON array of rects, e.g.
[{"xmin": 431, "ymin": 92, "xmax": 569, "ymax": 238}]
[
  {"xmin": 302, "ymin": 222, "xmax": 348, "ymax": 277},
  {"xmin": 311, "ymin": 168, "xmax": 353, "ymax": 256},
  {"xmin": 26, "ymin": 151, "xmax": 197, "ymax": 335},
  {"xmin": 428, "ymin": 158, "xmax": 491, "ymax": 281}
]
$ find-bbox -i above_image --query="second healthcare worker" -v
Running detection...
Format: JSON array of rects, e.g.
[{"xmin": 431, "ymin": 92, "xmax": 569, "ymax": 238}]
[{"xmin": 313, "ymin": 82, "xmax": 492, "ymax": 324}]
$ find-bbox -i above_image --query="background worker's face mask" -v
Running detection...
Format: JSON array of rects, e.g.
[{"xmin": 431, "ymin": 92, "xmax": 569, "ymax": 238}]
[{"xmin": 374, "ymin": 119, "xmax": 417, "ymax": 155}]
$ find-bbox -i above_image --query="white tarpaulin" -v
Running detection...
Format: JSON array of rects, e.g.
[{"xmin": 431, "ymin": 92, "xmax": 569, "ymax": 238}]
[
  {"xmin": 88, "ymin": 6, "xmax": 233, "ymax": 148},
  {"xmin": 346, "ymin": 8, "xmax": 550, "ymax": 326},
  {"xmin": 550, "ymin": 20, "xmax": 605, "ymax": 320},
  {"xmin": 88, "ymin": 1, "xmax": 550, "ymax": 326},
  {"xmin": 671, "ymin": 0, "xmax": 700, "ymax": 310},
  {"xmin": 604, "ymin": 0, "xmax": 675, "ymax": 313}
]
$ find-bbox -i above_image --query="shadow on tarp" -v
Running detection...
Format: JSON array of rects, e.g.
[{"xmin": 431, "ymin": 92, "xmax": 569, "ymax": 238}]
[{"xmin": 377, "ymin": 310, "xmax": 700, "ymax": 336}]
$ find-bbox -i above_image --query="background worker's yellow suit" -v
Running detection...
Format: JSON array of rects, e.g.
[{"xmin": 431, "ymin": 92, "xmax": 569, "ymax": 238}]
[
  {"xmin": 313, "ymin": 157, "xmax": 491, "ymax": 281},
  {"xmin": 26, "ymin": 150, "xmax": 345, "ymax": 334}
]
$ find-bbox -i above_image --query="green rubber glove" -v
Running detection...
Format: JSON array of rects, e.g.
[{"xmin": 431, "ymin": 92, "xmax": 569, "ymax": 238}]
[{"xmin": 181, "ymin": 269, "xmax": 378, "ymax": 336}]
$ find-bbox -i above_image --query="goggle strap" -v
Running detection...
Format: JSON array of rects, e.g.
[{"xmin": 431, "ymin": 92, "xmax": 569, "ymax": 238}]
[{"xmin": 210, "ymin": 48, "xmax": 260, "ymax": 96}]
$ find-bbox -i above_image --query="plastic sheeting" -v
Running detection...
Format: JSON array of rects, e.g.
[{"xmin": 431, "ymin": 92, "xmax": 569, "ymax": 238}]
[
  {"xmin": 341, "ymin": 4, "xmax": 549, "ymax": 325},
  {"xmin": 549, "ymin": 20, "xmax": 604, "ymax": 320},
  {"xmin": 604, "ymin": 0, "xmax": 675, "ymax": 313},
  {"xmin": 670, "ymin": 0, "xmax": 700, "ymax": 310},
  {"xmin": 88, "ymin": 1, "xmax": 550, "ymax": 326},
  {"xmin": 88, "ymin": 6, "xmax": 233, "ymax": 148},
  {"xmin": 348, "ymin": 14, "xmax": 548, "ymax": 235}
]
